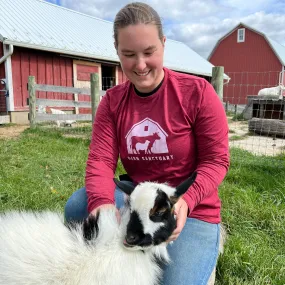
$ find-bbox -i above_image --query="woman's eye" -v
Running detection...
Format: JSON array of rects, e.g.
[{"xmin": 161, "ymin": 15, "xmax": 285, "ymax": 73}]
[
  {"xmin": 145, "ymin": 52, "xmax": 153, "ymax": 56},
  {"xmin": 124, "ymin": 54, "xmax": 134, "ymax": 57}
]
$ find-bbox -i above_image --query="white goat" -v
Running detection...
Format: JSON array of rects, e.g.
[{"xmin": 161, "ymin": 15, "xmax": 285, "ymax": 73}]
[
  {"xmin": 257, "ymin": 85, "xmax": 285, "ymax": 99},
  {"xmin": 0, "ymin": 173, "xmax": 201, "ymax": 285}
]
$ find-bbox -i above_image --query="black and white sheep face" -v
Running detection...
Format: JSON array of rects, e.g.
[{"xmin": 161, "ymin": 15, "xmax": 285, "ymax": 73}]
[
  {"xmin": 123, "ymin": 183, "xmax": 177, "ymax": 250},
  {"xmin": 114, "ymin": 172, "xmax": 197, "ymax": 251}
]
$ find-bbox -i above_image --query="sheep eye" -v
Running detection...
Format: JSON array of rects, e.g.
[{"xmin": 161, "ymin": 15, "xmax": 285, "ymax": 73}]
[{"xmin": 154, "ymin": 211, "xmax": 165, "ymax": 217}]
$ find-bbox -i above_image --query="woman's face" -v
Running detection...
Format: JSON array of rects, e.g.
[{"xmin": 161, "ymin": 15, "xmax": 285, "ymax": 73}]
[{"xmin": 116, "ymin": 24, "xmax": 166, "ymax": 93}]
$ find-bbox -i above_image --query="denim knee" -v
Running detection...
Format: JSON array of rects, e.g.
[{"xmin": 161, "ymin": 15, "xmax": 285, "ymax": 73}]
[
  {"xmin": 64, "ymin": 182, "xmax": 134, "ymax": 223},
  {"xmin": 64, "ymin": 187, "xmax": 89, "ymax": 223},
  {"xmin": 163, "ymin": 218, "xmax": 220, "ymax": 285}
]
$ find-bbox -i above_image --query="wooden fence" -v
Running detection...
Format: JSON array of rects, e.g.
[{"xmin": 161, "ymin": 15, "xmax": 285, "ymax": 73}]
[
  {"xmin": 28, "ymin": 73, "xmax": 105, "ymax": 128},
  {"xmin": 28, "ymin": 67, "xmax": 225, "ymax": 128}
]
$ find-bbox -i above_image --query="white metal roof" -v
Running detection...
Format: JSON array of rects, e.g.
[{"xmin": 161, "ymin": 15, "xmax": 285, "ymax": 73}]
[
  {"xmin": 267, "ymin": 37, "xmax": 285, "ymax": 66},
  {"xmin": 164, "ymin": 39, "xmax": 217, "ymax": 76},
  {"xmin": 0, "ymin": 0, "xmax": 217, "ymax": 77},
  {"xmin": 208, "ymin": 22, "xmax": 285, "ymax": 66}
]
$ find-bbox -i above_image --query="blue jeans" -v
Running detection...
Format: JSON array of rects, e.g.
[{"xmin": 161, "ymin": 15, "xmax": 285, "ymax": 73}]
[{"xmin": 65, "ymin": 186, "xmax": 220, "ymax": 285}]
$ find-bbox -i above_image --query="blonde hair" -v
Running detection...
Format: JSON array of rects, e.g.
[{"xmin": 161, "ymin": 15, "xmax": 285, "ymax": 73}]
[{"xmin": 114, "ymin": 2, "xmax": 164, "ymax": 48}]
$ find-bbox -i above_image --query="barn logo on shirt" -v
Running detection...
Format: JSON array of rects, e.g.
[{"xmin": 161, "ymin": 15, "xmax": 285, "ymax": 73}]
[{"xmin": 125, "ymin": 118, "xmax": 173, "ymax": 161}]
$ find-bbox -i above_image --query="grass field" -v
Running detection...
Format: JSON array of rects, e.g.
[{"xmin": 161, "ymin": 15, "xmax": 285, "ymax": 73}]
[{"xmin": 0, "ymin": 125, "xmax": 284, "ymax": 284}]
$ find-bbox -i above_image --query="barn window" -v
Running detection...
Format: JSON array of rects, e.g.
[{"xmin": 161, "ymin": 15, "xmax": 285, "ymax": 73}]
[{"xmin": 237, "ymin": 28, "xmax": 245, "ymax": 42}]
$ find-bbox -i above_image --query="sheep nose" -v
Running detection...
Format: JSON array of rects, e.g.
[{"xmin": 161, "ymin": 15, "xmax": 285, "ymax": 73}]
[{"xmin": 126, "ymin": 234, "xmax": 140, "ymax": 245}]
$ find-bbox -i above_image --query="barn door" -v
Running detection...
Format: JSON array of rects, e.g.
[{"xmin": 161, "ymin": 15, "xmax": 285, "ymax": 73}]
[{"xmin": 73, "ymin": 60, "xmax": 101, "ymax": 114}]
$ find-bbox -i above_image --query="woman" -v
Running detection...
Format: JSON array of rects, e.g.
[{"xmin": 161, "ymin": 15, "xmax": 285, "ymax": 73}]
[{"xmin": 65, "ymin": 2, "xmax": 229, "ymax": 284}]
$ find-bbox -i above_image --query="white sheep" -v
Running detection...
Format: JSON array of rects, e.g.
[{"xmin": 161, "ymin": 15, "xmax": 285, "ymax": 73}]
[
  {"xmin": 0, "ymin": 173, "xmax": 224, "ymax": 285},
  {"xmin": 37, "ymin": 106, "xmax": 76, "ymax": 127},
  {"xmin": 49, "ymin": 108, "xmax": 76, "ymax": 127},
  {"xmin": 257, "ymin": 85, "xmax": 285, "ymax": 99}
]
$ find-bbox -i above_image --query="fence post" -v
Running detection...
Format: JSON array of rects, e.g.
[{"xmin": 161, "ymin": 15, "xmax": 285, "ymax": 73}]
[
  {"xmin": 211, "ymin": 66, "xmax": 224, "ymax": 101},
  {"xmin": 90, "ymin": 73, "xmax": 100, "ymax": 124},
  {"xmin": 28, "ymin": 76, "xmax": 36, "ymax": 128}
]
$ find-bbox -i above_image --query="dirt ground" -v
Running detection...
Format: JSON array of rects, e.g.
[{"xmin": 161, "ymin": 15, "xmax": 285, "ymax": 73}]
[
  {"xmin": 1, "ymin": 121, "xmax": 284, "ymax": 156},
  {"xmin": 0, "ymin": 125, "xmax": 30, "ymax": 139},
  {"xmin": 228, "ymin": 119, "xmax": 285, "ymax": 156}
]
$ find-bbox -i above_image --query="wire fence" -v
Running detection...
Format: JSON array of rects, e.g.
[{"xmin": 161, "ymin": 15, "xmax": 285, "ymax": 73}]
[
  {"xmin": 223, "ymin": 71, "xmax": 283, "ymax": 105},
  {"xmin": 224, "ymin": 71, "xmax": 285, "ymax": 161}
]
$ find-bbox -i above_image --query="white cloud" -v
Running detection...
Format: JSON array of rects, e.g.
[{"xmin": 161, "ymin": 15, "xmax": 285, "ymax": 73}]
[
  {"xmin": 221, "ymin": 0, "xmax": 271, "ymax": 12},
  {"xmin": 54, "ymin": 0, "xmax": 285, "ymax": 59}
]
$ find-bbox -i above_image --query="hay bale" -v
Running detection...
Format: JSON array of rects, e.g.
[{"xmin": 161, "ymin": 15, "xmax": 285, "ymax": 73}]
[{"xmin": 248, "ymin": 118, "xmax": 285, "ymax": 137}]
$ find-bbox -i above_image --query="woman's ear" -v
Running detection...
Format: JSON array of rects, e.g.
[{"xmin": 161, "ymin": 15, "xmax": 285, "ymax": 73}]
[
  {"xmin": 114, "ymin": 42, "xmax": 118, "ymax": 54},
  {"xmin": 162, "ymin": 36, "xmax": 166, "ymax": 46}
]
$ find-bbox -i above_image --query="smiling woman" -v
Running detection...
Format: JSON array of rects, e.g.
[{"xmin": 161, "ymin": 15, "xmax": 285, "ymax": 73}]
[
  {"xmin": 65, "ymin": 2, "xmax": 230, "ymax": 285},
  {"xmin": 115, "ymin": 24, "xmax": 165, "ymax": 93},
  {"xmin": 113, "ymin": 3, "xmax": 166, "ymax": 93}
]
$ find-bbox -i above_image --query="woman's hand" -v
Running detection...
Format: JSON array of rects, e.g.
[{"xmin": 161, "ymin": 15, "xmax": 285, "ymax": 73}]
[
  {"xmin": 167, "ymin": 198, "xmax": 189, "ymax": 242},
  {"xmin": 90, "ymin": 204, "xmax": 121, "ymax": 224}
]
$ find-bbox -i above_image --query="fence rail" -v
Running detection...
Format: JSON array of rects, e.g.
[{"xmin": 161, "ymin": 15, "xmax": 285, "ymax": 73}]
[
  {"xmin": 36, "ymin": 114, "xmax": 92, "ymax": 122},
  {"xmin": 36, "ymin": 99, "xmax": 92, "ymax": 108},
  {"xmin": 33, "ymin": 85, "xmax": 92, "ymax": 95},
  {"xmin": 28, "ymin": 73, "xmax": 104, "ymax": 128}
]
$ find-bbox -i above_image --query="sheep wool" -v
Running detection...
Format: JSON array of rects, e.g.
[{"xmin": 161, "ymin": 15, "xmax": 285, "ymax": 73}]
[
  {"xmin": 0, "ymin": 208, "xmax": 168, "ymax": 285},
  {"xmin": 0, "ymin": 173, "xmax": 198, "ymax": 285}
]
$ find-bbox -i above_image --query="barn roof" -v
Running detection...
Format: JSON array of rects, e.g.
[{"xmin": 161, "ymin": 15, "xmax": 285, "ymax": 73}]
[
  {"xmin": 0, "ymin": 0, "xmax": 216, "ymax": 77},
  {"xmin": 208, "ymin": 22, "xmax": 285, "ymax": 66}
]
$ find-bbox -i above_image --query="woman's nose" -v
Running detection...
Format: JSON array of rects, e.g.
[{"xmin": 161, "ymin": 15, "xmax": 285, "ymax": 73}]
[{"xmin": 135, "ymin": 57, "xmax": 147, "ymax": 71}]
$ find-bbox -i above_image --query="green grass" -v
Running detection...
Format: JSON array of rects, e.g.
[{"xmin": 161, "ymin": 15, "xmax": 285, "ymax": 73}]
[
  {"xmin": 217, "ymin": 148, "xmax": 285, "ymax": 284},
  {"xmin": 226, "ymin": 111, "xmax": 246, "ymax": 122},
  {"xmin": 0, "ymin": 126, "xmax": 284, "ymax": 284},
  {"xmin": 230, "ymin": 135, "xmax": 246, "ymax": 141},
  {"xmin": 232, "ymin": 113, "xmax": 246, "ymax": 121},
  {"xmin": 0, "ymin": 123, "xmax": 17, "ymax": 127},
  {"xmin": 0, "ymin": 127, "xmax": 89, "ymax": 211}
]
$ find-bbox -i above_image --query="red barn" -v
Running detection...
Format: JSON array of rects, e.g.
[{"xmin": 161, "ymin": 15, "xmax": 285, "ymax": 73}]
[
  {"xmin": 208, "ymin": 23, "xmax": 285, "ymax": 105},
  {"xmin": 0, "ymin": 0, "xmax": 217, "ymax": 124}
]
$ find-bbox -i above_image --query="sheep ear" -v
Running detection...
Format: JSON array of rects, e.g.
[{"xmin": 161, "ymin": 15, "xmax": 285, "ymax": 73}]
[
  {"xmin": 113, "ymin": 178, "xmax": 135, "ymax": 196},
  {"xmin": 170, "ymin": 172, "xmax": 197, "ymax": 203},
  {"xmin": 82, "ymin": 213, "xmax": 100, "ymax": 241}
]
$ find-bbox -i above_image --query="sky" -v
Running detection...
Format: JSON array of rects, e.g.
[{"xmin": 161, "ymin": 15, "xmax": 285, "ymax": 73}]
[{"xmin": 45, "ymin": 0, "xmax": 285, "ymax": 59}]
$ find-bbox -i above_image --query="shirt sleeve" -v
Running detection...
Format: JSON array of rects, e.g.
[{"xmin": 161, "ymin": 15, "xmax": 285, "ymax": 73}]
[
  {"xmin": 85, "ymin": 93, "xmax": 119, "ymax": 213},
  {"xmin": 182, "ymin": 80, "xmax": 230, "ymax": 213}
]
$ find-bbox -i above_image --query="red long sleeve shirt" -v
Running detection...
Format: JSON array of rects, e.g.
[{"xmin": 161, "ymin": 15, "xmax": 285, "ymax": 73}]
[{"xmin": 85, "ymin": 68, "xmax": 229, "ymax": 223}]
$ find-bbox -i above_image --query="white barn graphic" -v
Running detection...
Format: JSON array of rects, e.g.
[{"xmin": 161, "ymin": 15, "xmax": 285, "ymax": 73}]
[{"xmin": 125, "ymin": 118, "xmax": 168, "ymax": 155}]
